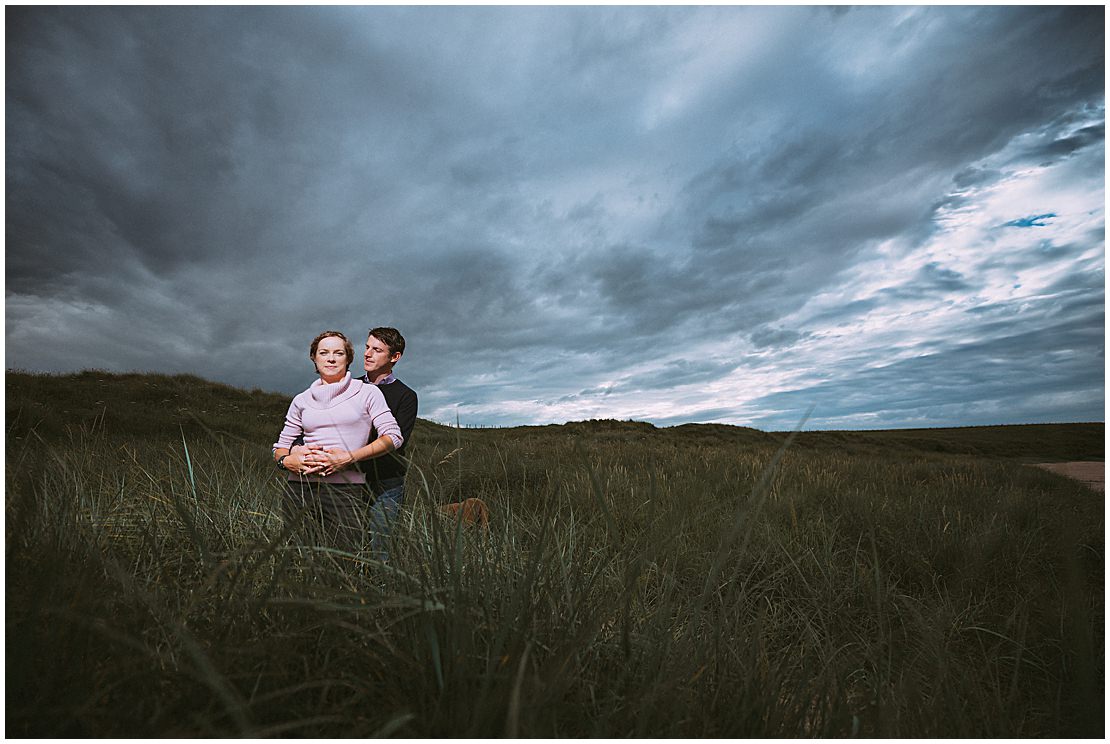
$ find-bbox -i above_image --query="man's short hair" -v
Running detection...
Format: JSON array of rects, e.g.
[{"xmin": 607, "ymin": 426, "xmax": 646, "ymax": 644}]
[{"xmin": 369, "ymin": 326, "xmax": 406, "ymax": 357}]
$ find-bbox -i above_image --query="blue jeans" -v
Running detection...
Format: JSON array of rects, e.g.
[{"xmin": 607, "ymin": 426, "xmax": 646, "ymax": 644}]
[{"xmin": 368, "ymin": 480, "xmax": 404, "ymax": 561}]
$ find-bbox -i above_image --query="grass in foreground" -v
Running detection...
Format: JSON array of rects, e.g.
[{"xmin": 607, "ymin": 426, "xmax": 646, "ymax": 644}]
[{"xmin": 5, "ymin": 371, "xmax": 1105, "ymax": 736}]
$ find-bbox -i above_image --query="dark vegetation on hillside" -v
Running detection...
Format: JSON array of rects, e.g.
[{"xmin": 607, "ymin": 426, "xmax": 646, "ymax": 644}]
[
  {"xmin": 548, "ymin": 418, "xmax": 1103, "ymax": 461},
  {"xmin": 5, "ymin": 370, "xmax": 1105, "ymax": 737},
  {"xmin": 7, "ymin": 369, "xmax": 1102, "ymax": 460}
]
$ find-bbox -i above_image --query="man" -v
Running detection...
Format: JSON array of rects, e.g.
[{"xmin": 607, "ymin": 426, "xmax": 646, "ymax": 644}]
[{"xmin": 287, "ymin": 326, "xmax": 418, "ymax": 558}]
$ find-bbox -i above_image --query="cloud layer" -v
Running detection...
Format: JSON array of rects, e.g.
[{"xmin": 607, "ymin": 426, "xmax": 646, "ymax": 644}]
[{"xmin": 6, "ymin": 6, "xmax": 1104, "ymax": 429}]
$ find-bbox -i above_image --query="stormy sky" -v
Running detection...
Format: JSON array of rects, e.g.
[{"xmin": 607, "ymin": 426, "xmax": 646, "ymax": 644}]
[{"xmin": 5, "ymin": 5, "xmax": 1105, "ymax": 430}]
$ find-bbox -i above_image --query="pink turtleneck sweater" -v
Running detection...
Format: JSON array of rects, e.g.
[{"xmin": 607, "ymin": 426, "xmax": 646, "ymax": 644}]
[{"xmin": 274, "ymin": 373, "xmax": 403, "ymax": 484}]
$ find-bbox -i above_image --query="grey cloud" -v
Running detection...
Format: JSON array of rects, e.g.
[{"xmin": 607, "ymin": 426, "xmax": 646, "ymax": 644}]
[
  {"xmin": 959, "ymin": 290, "xmax": 1103, "ymax": 347},
  {"xmin": 750, "ymin": 326, "xmax": 806, "ymax": 349},
  {"xmin": 805, "ymin": 298, "xmax": 883, "ymax": 326},
  {"xmin": 6, "ymin": 6, "xmax": 1103, "ymax": 430},
  {"xmin": 533, "ymin": 243, "xmax": 776, "ymax": 356},
  {"xmin": 916, "ymin": 263, "xmax": 973, "ymax": 293},
  {"xmin": 748, "ymin": 309, "xmax": 1104, "ymax": 430},
  {"xmin": 448, "ymin": 140, "xmax": 525, "ymax": 187},
  {"xmin": 953, "ymin": 167, "xmax": 1004, "ymax": 189},
  {"xmin": 556, "ymin": 384, "xmax": 618, "ymax": 404},
  {"xmin": 1023, "ymin": 122, "xmax": 1105, "ymax": 163},
  {"xmin": 653, "ymin": 407, "xmax": 749, "ymax": 427},
  {"xmin": 619, "ymin": 358, "xmax": 747, "ymax": 391},
  {"xmin": 976, "ymin": 239, "xmax": 1096, "ymax": 276},
  {"xmin": 680, "ymin": 6, "xmax": 1101, "ymax": 256},
  {"xmin": 750, "ymin": 364, "xmax": 1099, "ymax": 431},
  {"xmin": 1043, "ymin": 268, "xmax": 1106, "ymax": 298}
]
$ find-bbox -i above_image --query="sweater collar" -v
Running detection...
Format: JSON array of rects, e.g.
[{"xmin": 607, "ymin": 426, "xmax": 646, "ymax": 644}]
[{"xmin": 306, "ymin": 372, "xmax": 362, "ymax": 409}]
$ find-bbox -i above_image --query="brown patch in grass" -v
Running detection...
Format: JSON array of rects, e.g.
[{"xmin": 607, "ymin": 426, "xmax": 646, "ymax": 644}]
[
  {"xmin": 1032, "ymin": 461, "xmax": 1104, "ymax": 492},
  {"xmin": 438, "ymin": 497, "xmax": 490, "ymax": 527}
]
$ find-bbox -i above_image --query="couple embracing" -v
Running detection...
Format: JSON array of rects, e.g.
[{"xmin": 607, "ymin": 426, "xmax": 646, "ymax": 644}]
[{"xmin": 271, "ymin": 327, "xmax": 417, "ymax": 558}]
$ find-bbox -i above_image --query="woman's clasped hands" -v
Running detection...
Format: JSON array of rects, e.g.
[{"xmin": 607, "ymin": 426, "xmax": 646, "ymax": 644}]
[{"xmin": 285, "ymin": 444, "xmax": 357, "ymax": 477}]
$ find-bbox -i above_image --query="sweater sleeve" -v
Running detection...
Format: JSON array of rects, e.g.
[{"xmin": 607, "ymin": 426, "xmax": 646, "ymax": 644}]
[
  {"xmin": 273, "ymin": 398, "xmax": 304, "ymax": 450},
  {"xmin": 366, "ymin": 386, "xmax": 403, "ymax": 450}
]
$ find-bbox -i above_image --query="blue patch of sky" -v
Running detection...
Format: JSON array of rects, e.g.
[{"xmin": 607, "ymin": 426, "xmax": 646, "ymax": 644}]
[{"xmin": 1004, "ymin": 213, "xmax": 1056, "ymax": 228}]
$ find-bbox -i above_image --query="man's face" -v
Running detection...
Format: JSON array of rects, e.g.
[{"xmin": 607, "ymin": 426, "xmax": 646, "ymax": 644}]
[{"xmin": 364, "ymin": 334, "xmax": 401, "ymax": 377}]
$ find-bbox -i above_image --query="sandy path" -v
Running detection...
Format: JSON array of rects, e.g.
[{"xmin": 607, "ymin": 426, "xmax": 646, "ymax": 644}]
[{"xmin": 1032, "ymin": 461, "xmax": 1104, "ymax": 492}]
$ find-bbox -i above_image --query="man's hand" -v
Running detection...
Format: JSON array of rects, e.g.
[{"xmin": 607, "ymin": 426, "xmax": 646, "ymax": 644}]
[{"xmin": 319, "ymin": 449, "xmax": 356, "ymax": 476}]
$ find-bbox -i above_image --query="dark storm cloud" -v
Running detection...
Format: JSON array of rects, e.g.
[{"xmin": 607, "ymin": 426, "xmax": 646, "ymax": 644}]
[
  {"xmin": 750, "ymin": 327, "xmax": 807, "ymax": 350},
  {"xmin": 952, "ymin": 167, "xmax": 1004, "ymax": 190},
  {"xmin": 5, "ymin": 5, "xmax": 1103, "ymax": 429},
  {"xmin": 675, "ymin": 8, "xmax": 1100, "ymax": 255},
  {"xmin": 1021, "ymin": 122, "xmax": 1105, "ymax": 163},
  {"xmin": 620, "ymin": 358, "xmax": 749, "ymax": 391},
  {"xmin": 882, "ymin": 263, "xmax": 974, "ymax": 298}
]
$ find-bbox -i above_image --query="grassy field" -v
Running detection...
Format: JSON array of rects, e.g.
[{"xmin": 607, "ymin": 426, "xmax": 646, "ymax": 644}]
[{"xmin": 5, "ymin": 370, "xmax": 1104, "ymax": 737}]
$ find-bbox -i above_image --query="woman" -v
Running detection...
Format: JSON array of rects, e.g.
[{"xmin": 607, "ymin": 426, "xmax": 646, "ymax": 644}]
[{"xmin": 272, "ymin": 330, "xmax": 403, "ymax": 551}]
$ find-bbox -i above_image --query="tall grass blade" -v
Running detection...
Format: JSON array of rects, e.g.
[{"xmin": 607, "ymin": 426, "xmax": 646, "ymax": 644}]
[
  {"xmin": 505, "ymin": 641, "xmax": 533, "ymax": 737},
  {"xmin": 370, "ymin": 712, "xmax": 416, "ymax": 737},
  {"xmin": 699, "ymin": 405, "xmax": 813, "ymax": 603}
]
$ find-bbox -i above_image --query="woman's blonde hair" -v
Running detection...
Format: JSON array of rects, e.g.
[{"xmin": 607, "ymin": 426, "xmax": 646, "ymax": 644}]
[{"xmin": 309, "ymin": 330, "xmax": 354, "ymax": 370}]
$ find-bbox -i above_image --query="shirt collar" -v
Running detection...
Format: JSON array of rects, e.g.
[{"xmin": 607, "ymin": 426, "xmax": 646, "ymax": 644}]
[{"xmin": 364, "ymin": 372, "xmax": 395, "ymax": 386}]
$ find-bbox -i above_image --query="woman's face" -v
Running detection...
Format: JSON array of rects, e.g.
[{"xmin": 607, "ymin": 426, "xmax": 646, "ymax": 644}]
[{"xmin": 313, "ymin": 336, "xmax": 348, "ymax": 382}]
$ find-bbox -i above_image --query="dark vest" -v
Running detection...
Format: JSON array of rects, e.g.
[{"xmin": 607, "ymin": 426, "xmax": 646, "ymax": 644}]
[{"xmin": 356, "ymin": 375, "xmax": 418, "ymax": 489}]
